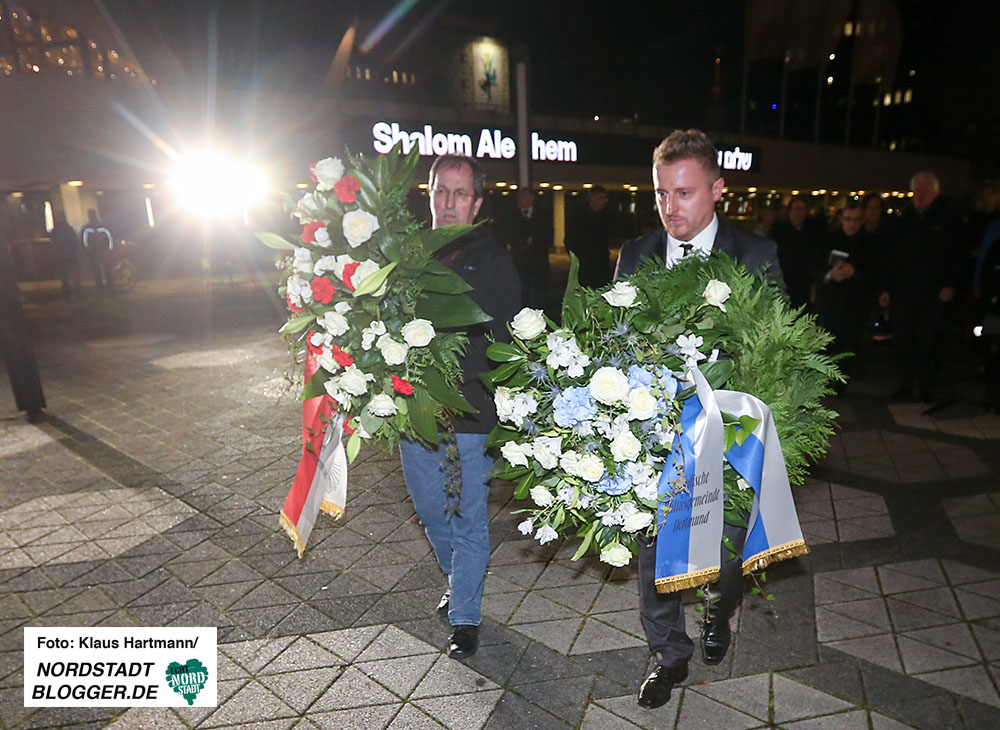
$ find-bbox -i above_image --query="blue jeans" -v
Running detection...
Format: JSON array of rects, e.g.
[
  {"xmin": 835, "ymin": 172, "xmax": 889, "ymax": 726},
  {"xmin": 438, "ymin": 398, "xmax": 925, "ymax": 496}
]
[{"xmin": 399, "ymin": 433, "xmax": 492, "ymax": 627}]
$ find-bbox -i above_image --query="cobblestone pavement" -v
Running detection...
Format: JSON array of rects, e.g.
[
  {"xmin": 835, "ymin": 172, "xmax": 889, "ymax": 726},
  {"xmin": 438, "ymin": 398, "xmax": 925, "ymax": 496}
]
[{"xmin": 2, "ymin": 275, "xmax": 999, "ymax": 729}]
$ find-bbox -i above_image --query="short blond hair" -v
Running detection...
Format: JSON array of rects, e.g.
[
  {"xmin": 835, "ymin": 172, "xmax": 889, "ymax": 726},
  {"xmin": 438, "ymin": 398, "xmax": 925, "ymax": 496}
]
[{"xmin": 652, "ymin": 129, "xmax": 720, "ymax": 179}]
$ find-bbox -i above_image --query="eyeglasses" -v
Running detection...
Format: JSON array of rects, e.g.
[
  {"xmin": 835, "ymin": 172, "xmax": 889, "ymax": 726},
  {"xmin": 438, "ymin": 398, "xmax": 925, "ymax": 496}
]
[{"xmin": 431, "ymin": 187, "xmax": 474, "ymax": 203}]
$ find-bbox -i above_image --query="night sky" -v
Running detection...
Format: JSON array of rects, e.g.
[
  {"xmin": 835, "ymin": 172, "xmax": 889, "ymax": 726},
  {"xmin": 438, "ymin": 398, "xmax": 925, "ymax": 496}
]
[{"xmin": 102, "ymin": 0, "xmax": 997, "ymax": 170}]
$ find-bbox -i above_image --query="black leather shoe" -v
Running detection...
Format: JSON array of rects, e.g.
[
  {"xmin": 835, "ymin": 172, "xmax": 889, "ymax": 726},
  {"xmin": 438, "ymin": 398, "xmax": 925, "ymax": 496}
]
[
  {"xmin": 447, "ymin": 625, "xmax": 479, "ymax": 658},
  {"xmin": 436, "ymin": 590, "xmax": 450, "ymax": 614},
  {"xmin": 700, "ymin": 616, "xmax": 732, "ymax": 665},
  {"xmin": 637, "ymin": 663, "xmax": 688, "ymax": 709}
]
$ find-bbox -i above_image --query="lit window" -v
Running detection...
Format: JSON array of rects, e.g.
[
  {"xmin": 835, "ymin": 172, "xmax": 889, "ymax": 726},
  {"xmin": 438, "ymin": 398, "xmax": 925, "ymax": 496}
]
[
  {"xmin": 844, "ymin": 21, "xmax": 853, "ymax": 36},
  {"xmin": 904, "ymin": 89, "xmax": 913, "ymax": 103},
  {"xmin": 392, "ymin": 70, "xmax": 398, "ymax": 83},
  {"xmin": 894, "ymin": 90, "xmax": 902, "ymax": 104},
  {"xmin": 883, "ymin": 93, "xmax": 892, "ymax": 106}
]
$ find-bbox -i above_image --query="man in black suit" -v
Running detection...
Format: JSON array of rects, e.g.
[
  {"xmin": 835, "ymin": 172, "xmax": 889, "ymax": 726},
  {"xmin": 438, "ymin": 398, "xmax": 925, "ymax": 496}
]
[
  {"xmin": 502, "ymin": 187, "xmax": 553, "ymax": 310},
  {"xmin": 614, "ymin": 129, "xmax": 783, "ymax": 710}
]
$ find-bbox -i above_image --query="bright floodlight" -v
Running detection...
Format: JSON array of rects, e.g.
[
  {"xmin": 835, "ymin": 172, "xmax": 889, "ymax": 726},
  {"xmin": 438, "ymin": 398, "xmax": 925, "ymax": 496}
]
[{"xmin": 170, "ymin": 150, "xmax": 267, "ymax": 219}]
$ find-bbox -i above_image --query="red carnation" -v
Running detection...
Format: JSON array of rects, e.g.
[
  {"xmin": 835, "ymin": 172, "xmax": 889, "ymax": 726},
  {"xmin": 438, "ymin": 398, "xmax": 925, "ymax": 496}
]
[
  {"xmin": 334, "ymin": 175, "xmax": 362, "ymax": 204},
  {"xmin": 391, "ymin": 375, "xmax": 414, "ymax": 395},
  {"xmin": 310, "ymin": 276, "xmax": 336, "ymax": 304},
  {"xmin": 306, "ymin": 329, "xmax": 323, "ymax": 354},
  {"xmin": 343, "ymin": 416, "xmax": 355, "ymax": 435},
  {"xmin": 309, "ymin": 162, "xmax": 318, "ymax": 182},
  {"xmin": 302, "ymin": 221, "xmax": 326, "ymax": 243},
  {"xmin": 342, "ymin": 261, "xmax": 361, "ymax": 291},
  {"xmin": 331, "ymin": 345, "xmax": 354, "ymax": 367},
  {"xmin": 286, "ymin": 292, "xmax": 302, "ymax": 313}
]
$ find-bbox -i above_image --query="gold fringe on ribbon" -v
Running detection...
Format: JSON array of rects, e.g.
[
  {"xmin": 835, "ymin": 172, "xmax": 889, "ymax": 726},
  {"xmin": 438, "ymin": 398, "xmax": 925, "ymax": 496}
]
[
  {"xmin": 320, "ymin": 500, "xmax": 345, "ymax": 518},
  {"xmin": 654, "ymin": 565, "xmax": 721, "ymax": 594},
  {"xmin": 279, "ymin": 510, "xmax": 307, "ymax": 559},
  {"xmin": 741, "ymin": 539, "xmax": 810, "ymax": 575}
]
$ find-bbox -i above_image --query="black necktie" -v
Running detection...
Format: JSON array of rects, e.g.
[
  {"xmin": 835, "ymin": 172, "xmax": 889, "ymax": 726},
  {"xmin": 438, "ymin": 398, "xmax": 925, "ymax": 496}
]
[{"xmin": 680, "ymin": 242, "xmax": 693, "ymax": 257}]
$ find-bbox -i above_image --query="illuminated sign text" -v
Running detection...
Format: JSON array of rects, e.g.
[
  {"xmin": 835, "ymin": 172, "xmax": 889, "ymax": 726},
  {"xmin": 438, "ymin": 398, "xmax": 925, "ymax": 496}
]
[{"xmin": 372, "ymin": 122, "xmax": 577, "ymax": 163}]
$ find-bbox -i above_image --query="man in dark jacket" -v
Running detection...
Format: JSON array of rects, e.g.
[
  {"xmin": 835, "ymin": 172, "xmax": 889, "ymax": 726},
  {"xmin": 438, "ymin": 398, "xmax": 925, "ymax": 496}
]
[
  {"xmin": 815, "ymin": 200, "xmax": 880, "ymax": 384},
  {"xmin": 80, "ymin": 209, "xmax": 114, "ymax": 293},
  {"xmin": 880, "ymin": 171, "xmax": 961, "ymax": 401},
  {"xmin": 50, "ymin": 212, "xmax": 81, "ymax": 299},
  {"xmin": 501, "ymin": 187, "xmax": 553, "ymax": 310},
  {"xmin": 771, "ymin": 196, "xmax": 823, "ymax": 310},
  {"xmin": 615, "ymin": 129, "xmax": 783, "ymax": 711},
  {"xmin": 399, "ymin": 155, "xmax": 520, "ymax": 659},
  {"xmin": 566, "ymin": 185, "xmax": 611, "ymax": 287}
]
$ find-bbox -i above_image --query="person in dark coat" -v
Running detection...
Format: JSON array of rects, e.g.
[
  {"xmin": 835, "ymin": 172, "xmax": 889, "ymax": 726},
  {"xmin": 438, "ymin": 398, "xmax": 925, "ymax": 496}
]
[
  {"xmin": 615, "ymin": 129, "xmax": 783, "ymax": 711},
  {"xmin": 399, "ymin": 155, "xmax": 520, "ymax": 660},
  {"xmin": 500, "ymin": 187, "xmax": 553, "ymax": 310},
  {"xmin": 566, "ymin": 185, "xmax": 611, "ymax": 287},
  {"xmin": 880, "ymin": 171, "xmax": 962, "ymax": 401},
  {"xmin": 50, "ymin": 212, "xmax": 81, "ymax": 299},
  {"xmin": 80, "ymin": 209, "xmax": 114, "ymax": 293},
  {"xmin": 815, "ymin": 200, "xmax": 880, "ymax": 384},
  {"xmin": 770, "ymin": 196, "xmax": 823, "ymax": 310}
]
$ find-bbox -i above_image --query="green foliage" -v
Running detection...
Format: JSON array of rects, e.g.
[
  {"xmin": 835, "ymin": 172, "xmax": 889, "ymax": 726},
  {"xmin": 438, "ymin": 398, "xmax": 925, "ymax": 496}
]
[{"xmin": 263, "ymin": 140, "xmax": 488, "ymax": 459}]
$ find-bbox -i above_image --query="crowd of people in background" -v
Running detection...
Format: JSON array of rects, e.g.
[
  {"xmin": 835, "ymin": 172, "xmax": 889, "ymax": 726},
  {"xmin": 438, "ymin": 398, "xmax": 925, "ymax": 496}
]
[{"xmin": 494, "ymin": 173, "xmax": 1000, "ymax": 408}]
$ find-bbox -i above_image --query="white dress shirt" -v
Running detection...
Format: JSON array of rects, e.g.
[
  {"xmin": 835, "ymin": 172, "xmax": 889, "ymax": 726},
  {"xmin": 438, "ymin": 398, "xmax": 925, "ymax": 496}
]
[{"xmin": 665, "ymin": 214, "xmax": 719, "ymax": 268}]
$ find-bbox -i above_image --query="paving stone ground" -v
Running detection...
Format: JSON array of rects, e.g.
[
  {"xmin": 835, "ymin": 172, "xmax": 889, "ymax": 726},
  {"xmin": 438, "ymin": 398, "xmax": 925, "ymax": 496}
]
[{"xmin": 2, "ymin": 274, "xmax": 999, "ymax": 729}]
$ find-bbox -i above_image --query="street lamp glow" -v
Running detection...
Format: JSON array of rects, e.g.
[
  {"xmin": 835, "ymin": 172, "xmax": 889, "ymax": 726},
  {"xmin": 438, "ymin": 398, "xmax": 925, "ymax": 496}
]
[{"xmin": 170, "ymin": 150, "xmax": 267, "ymax": 220}]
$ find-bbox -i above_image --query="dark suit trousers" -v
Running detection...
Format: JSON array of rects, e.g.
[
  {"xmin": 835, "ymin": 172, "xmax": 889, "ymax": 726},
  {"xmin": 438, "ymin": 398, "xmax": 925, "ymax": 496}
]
[{"xmin": 637, "ymin": 520, "xmax": 748, "ymax": 668}]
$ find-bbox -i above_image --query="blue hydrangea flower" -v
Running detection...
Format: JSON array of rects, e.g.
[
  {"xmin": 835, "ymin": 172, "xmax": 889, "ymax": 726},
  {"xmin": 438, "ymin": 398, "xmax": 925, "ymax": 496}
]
[
  {"xmin": 553, "ymin": 386, "xmax": 598, "ymax": 428},
  {"xmin": 627, "ymin": 365, "xmax": 654, "ymax": 390},
  {"xmin": 594, "ymin": 468, "xmax": 633, "ymax": 496}
]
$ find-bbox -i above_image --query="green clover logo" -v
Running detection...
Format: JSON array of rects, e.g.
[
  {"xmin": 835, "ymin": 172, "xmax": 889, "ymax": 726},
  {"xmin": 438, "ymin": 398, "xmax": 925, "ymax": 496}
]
[{"xmin": 165, "ymin": 658, "xmax": 208, "ymax": 705}]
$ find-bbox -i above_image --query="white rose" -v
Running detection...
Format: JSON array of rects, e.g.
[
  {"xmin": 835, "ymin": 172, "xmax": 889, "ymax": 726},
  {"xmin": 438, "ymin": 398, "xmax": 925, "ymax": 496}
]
[
  {"xmin": 292, "ymin": 246, "xmax": 314, "ymax": 275},
  {"xmin": 319, "ymin": 310, "xmax": 349, "ymax": 337},
  {"xmin": 610, "ymin": 430, "xmax": 642, "ymax": 462},
  {"xmin": 702, "ymin": 279, "xmax": 732, "ymax": 312},
  {"xmin": 501, "ymin": 441, "xmax": 531, "ymax": 468},
  {"xmin": 602, "ymin": 281, "xmax": 639, "ymax": 308},
  {"xmin": 293, "ymin": 191, "xmax": 323, "ymax": 223},
  {"xmin": 576, "ymin": 453, "xmax": 605, "ymax": 483},
  {"xmin": 350, "ymin": 259, "xmax": 380, "ymax": 290},
  {"xmin": 517, "ymin": 518, "xmax": 534, "ymax": 536},
  {"xmin": 494, "ymin": 387, "xmax": 515, "ymax": 423},
  {"xmin": 531, "ymin": 436, "xmax": 562, "ymax": 470},
  {"xmin": 530, "ymin": 486, "xmax": 554, "ymax": 507},
  {"xmin": 367, "ymin": 393, "xmax": 397, "ymax": 417},
  {"xmin": 589, "ymin": 366, "xmax": 630, "ymax": 406},
  {"xmin": 511, "ymin": 307, "xmax": 546, "ymax": 340},
  {"xmin": 342, "ymin": 209, "xmax": 380, "ymax": 248},
  {"xmin": 622, "ymin": 511, "xmax": 654, "ymax": 533},
  {"xmin": 312, "ymin": 156, "xmax": 345, "ymax": 191},
  {"xmin": 536, "ymin": 525, "xmax": 559, "ymax": 545},
  {"xmin": 401, "ymin": 319, "xmax": 436, "ymax": 347},
  {"xmin": 286, "ymin": 275, "xmax": 312, "ymax": 305},
  {"xmin": 600, "ymin": 542, "xmax": 632, "ymax": 567},
  {"xmin": 314, "ymin": 254, "xmax": 337, "ymax": 277},
  {"xmin": 559, "ymin": 450, "xmax": 581, "ymax": 476},
  {"xmin": 376, "ymin": 334, "xmax": 408, "ymax": 366},
  {"xmin": 339, "ymin": 365, "xmax": 372, "ymax": 396},
  {"xmin": 627, "ymin": 387, "xmax": 657, "ymax": 421},
  {"xmin": 313, "ymin": 226, "xmax": 331, "ymax": 247},
  {"xmin": 315, "ymin": 349, "xmax": 339, "ymax": 374}
]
